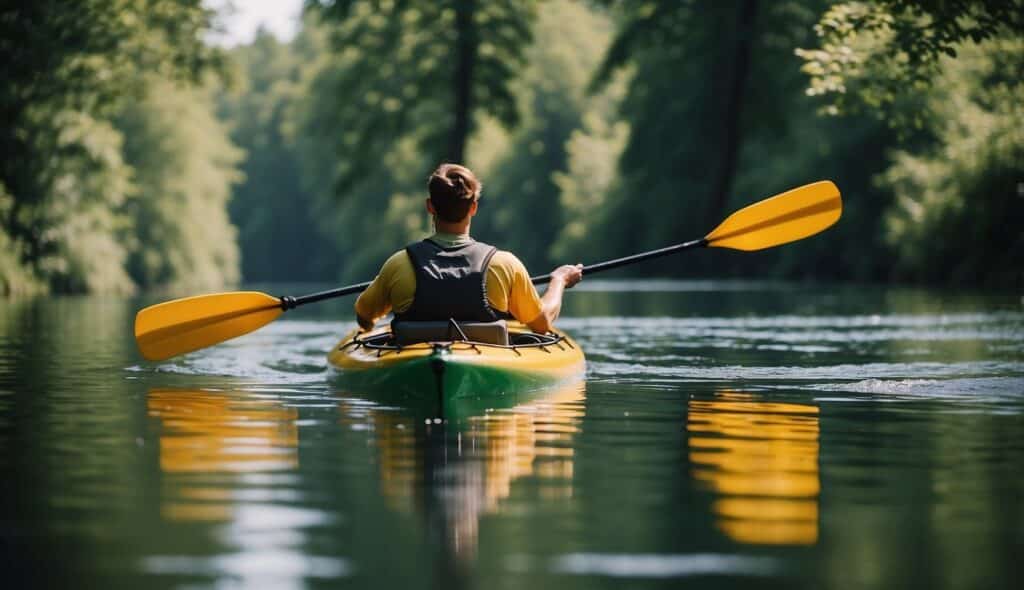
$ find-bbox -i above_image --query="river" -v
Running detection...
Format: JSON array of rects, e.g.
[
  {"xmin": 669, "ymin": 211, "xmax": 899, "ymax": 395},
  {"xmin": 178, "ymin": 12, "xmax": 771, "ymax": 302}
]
[{"xmin": 1, "ymin": 280, "xmax": 1021, "ymax": 589}]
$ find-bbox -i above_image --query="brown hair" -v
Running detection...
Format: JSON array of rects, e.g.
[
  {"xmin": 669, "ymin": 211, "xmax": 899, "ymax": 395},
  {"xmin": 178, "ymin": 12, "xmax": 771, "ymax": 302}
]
[{"xmin": 428, "ymin": 163, "xmax": 481, "ymax": 223}]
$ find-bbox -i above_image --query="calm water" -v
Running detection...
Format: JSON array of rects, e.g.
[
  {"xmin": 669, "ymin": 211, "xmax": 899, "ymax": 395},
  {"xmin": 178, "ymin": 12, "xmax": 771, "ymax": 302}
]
[{"xmin": 2, "ymin": 280, "xmax": 1022, "ymax": 589}]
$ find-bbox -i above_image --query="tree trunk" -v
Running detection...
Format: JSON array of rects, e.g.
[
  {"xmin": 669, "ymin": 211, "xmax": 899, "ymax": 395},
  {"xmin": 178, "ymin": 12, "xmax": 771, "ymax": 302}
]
[
  {"xmin": 448, "ymin": 0, "xmax": 477, "ymax": 163},
  {"xmin": 706, "ymin": 0, "xmax": 758, "ymax": 227}
]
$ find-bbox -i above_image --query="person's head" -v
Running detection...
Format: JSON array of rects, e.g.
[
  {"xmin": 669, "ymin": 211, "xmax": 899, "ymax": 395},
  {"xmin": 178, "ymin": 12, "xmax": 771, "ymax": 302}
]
[{"xmin": 427, "ymin": 163, "xmax": 481, "ymax": 224}]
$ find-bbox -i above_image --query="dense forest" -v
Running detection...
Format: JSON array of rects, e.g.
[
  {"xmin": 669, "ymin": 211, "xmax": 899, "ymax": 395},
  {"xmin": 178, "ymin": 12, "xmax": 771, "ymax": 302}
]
[{"xmin": 1, "ymin": 0, "xmax": 1021, "ymax": 295}]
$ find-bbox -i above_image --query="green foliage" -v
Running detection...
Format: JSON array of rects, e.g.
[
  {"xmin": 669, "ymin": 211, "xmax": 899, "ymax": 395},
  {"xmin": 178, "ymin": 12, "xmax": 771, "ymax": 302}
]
[
  {"xmin": 882, "ymin": 38, "xmax": 1024, "ymax": 286},
  {"xmin": 291, "ymin": 1, "xmax": 536, "ymax": 280},
  {"xmin": 305, "ymin": 0, "xmax": 534, "ymax": 179},
  {"xmin": 37, "ymin": 111, "xmax": 136, "ymax": 294},
  {"xmin": 796, "ymin": 0, "xmax": 1024, "ymax": 129},
  {"xmin": 468, "ymin": 0, "xmax": 616, "ymax": 269},
  {"xmin": 1, "ymin": 105, "xmax": 136, "ymax": 294},
  {"xmin": 286, "ymin": 17, "xmax": 424, "ymax": 281},
  {"xmin": 2, "ymin": 0, "xmax": 1020, "ymax": 293},
  {"xmin": 282, "ymin": 0, "xmax": 1018, "ymax": 287},
  {"xmin": 219, "ymin": 30, "xmax": 337, "ymax": 282},
  {"xmin": 0, "ymin": 184, "xmax": 44, "ymax": 295},
  {"xmin": 727, "ymin": 1, "xmax": 897, "ymax": 283},
  {"xmin": 0, "ymin": 0, "xmax": 221, "ymax": 115},
  {"xmin": 119, "ymin": 79, "xmax": 242, "ymax": 292},
  {"xmin": 579, "ymin": 2, "xmax": 873, "ymax": 276},
  {"xmin": 0, "ymin": 1, "xmax": 240, "ymax": 294},
  {"xmin": 548, "ymin": 84, "xmax": 630, "ymax": 263}
]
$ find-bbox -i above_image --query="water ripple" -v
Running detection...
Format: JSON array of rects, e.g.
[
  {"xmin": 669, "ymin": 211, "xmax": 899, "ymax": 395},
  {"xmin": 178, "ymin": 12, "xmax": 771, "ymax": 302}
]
[{"xmin": 520, "ymin": 552, "xmax": 782, "ymax": 577}]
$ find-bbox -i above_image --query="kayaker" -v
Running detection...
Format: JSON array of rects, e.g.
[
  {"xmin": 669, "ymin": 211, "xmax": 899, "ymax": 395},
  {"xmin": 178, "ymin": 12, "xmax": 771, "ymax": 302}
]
[{"xmin": 355, "ymin": 163, "xmax": 583, "ymax": 333}]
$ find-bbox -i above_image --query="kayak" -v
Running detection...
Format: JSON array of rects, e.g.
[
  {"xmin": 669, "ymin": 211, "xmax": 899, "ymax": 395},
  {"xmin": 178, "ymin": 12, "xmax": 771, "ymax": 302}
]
[{"xmin": 327, "ymin": 321, "xmax": 585, "ymax": 413}]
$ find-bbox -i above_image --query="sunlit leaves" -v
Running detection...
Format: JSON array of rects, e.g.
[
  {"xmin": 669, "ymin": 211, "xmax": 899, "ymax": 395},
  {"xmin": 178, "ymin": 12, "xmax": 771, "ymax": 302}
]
[
  {"xmin": 469, "ymin": 0, "xmax": 616, "ymax": 268},
  {"xmin": 120, "ymin": 78, "xmax": 242, "ymax": 292},
  {"xmin": 796, "ymin": 0, "xmax": 1024, "ymax": 130},
  {"xmin": 0, "ymin": 1, "xmax": 237, "ymax": 293},
  {"xmin": 882, "ymin": 38, "xmax": 1024, "ymax": 286}
]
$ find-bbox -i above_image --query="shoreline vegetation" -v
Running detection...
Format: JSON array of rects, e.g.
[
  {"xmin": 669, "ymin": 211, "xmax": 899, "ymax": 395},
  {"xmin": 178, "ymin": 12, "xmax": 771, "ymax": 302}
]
[{"xmin": 1, "ymin": 1, "xmax": 1021, "ymax": 296}]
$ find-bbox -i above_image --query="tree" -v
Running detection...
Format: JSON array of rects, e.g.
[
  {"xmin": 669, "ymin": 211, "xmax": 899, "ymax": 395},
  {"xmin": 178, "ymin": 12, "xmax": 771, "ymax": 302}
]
[
  {"xmin": 797, "ymin": 0, "xmax": 1024, "ymax": 129},
  {"xmin": 0, "ymin": 0, "xmax": 230, "ymax": 293},
  {"xmin": 468, "ymin": 0, "xmax": 616, "ymax": 269},
  {"xmin": 219, "ymin": 29, "xmax": 338, "ymax": 282},
  {"xmin": 881, "ymin": 38, "xmax": 1023, "ymax": 287},
  {"xmin": 796, "ymin": 1, "xmax": 1023, "ymax": 286},
  {"xmin": 119, "ymin": 78, "xmax": 242, "ymax": 292},
  {"xmin": 558, "ymin": 1, "xmax": 903, "ymax": 282},
  {"xmin": 592, "ymin": 1, "xmax": 765, "ymax": 230},
  {"xmin": 548, "ymin": 76, "xmax": 630, "ymax": 263},
  {"xmin": 304, "ymin": 0, "xmax": 534, "ymax": 189},
  {"xmin": 288, "ymin": 2, "xmax": 537, "ymax": 280}
]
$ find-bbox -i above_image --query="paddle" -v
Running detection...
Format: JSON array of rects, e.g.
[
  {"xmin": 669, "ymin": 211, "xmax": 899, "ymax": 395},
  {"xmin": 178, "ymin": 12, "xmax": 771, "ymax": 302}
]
[
  {"xmin": 135, "ymin": 180, "xmax": 841, "ymax": 361},
  {"xmin": 530, "ymin": 180, "xmax": 842, "ymax": 283}
]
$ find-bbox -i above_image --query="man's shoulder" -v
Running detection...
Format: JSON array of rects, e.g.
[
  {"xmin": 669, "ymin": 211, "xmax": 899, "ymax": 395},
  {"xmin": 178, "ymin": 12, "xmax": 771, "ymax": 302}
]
[
  {"xmin": 380, "ymin": 249, "xmax": 414, "ymax": 274},
  {"xmin": 490, "ymin": 249, "xmax": 519, "ymax": 261},
  {"xmin": 489, "ymin": 250, "xmax": 527, "ymax": 270}
]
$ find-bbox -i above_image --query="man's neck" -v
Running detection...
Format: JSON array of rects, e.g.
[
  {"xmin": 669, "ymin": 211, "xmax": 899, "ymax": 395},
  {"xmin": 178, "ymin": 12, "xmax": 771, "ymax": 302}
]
[{"xmin": 433, "ymin": 218, "xmax": 471, "ymax": 235}]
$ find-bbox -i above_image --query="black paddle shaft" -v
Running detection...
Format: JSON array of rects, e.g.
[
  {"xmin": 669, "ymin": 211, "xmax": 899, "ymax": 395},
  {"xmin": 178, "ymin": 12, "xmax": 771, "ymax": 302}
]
[
  {"xmin": 282, "ymin": 281, "xmax": 373, "ymax": 309},
  {"xmin": 281, "ymin": 237, "xmax": 708, "ymax": 310},
  {"xmin": 530, "ymin": 238, "xmax": 707, "ymax": 285}
]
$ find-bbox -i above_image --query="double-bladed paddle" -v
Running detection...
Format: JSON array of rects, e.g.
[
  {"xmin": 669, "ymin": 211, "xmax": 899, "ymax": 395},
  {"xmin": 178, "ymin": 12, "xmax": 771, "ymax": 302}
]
[{"xmin": 135, "ymin": 180, "xmax": 841, "ymax": 361}]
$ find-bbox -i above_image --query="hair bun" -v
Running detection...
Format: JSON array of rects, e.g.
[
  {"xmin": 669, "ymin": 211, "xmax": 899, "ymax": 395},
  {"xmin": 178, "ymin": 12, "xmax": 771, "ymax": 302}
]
[
  {"xmin": 451, "ymin": 174, "xmax": 467, "ymax": 196},
  {"xmin": 427, "ymin": 163, "xmax": 482, "ymax": 222}
]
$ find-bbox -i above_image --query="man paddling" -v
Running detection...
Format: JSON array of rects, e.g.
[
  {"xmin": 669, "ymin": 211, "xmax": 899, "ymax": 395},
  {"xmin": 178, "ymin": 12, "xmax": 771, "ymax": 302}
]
[{"xmin": 355, "ymin": 163, "xmax": 583, "ymax": 333}]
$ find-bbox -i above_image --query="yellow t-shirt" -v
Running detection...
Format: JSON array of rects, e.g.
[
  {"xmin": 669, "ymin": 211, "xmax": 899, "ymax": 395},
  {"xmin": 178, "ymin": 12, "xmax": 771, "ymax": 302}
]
[{"xmin": 355, "ymin": 245, "xmax": 543, "ymax": 326}]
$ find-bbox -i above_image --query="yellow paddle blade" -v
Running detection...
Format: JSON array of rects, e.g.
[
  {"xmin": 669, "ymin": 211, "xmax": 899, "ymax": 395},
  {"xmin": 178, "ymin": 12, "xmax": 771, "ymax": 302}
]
[
  {"xmin": 705, "ymin": 180, "xmax": 842, "ymax": 251},
  {"xmin": 135, "ymin": 291, "xmax": 283, "ymax": 361}
]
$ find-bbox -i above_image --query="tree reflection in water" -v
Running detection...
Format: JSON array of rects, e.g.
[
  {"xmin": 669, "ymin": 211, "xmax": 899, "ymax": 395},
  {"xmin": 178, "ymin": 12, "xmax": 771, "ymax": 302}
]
[
  {"xmin": 687, "ymin": 391, "xmax": 820, "ymax": 545},
  {"xmin": 340, "ymin": 380, "xmax": 586, "ymax": 567},
  {"xmin": 144, "ymin": 390, "xmax": 347, "ymax": 586}
]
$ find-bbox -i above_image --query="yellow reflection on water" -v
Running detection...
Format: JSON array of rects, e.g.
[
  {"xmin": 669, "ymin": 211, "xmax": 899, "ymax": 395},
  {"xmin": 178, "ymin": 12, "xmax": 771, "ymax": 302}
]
[
  {"xmin": 147, "ymin": 389, "xmax": 299, "ymax": 522},
  {"xmin": 342, "ymin": 381, "xmax": 585, "ymax": 562},
  {"xmin": 688, "ymin": 391, "xmax": 820, "ymax": 545}
]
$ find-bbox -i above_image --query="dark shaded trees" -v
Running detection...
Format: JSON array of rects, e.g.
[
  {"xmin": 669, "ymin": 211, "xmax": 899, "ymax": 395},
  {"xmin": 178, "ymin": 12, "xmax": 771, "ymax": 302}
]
[
  {"xmin": 219, "ymin": 29, "xmax": 338, "ymax": 282},
  {"xmin": 305, "ymin": 0, "xmax": 534, "ymax": 189},
  {"xmin": 706, "ymin": 0, "xmax": 758, "ymax": 228}
]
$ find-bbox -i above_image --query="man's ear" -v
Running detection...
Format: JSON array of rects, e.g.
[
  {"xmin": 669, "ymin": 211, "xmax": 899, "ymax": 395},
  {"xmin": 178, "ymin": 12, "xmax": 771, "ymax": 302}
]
[
  {"xmin": 425, "ymin": 198, "xmax": 436, "ymax": 215},
  {"xmin": 468, "ymin": 200, "xmax": 479, "ymax": 217}
]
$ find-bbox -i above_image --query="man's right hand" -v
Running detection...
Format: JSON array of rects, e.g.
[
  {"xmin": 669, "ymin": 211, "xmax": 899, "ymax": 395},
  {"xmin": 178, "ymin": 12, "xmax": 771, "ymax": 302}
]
[
  {"xmin": 527, "ymin": 263, "xmax": 583, "ymax": 333},
  {"xmin": 550, "ymin": 263, "xmax": 584, "ymax": 288},
  {"xmin": 356, "ymin": 313, "xmax": 375, "ymax": 331}
]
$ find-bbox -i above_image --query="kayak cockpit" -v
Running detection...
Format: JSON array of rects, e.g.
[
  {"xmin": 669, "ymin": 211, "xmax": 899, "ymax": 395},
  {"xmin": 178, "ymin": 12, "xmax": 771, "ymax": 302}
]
[
  {"xmin": 338, "ymin": 324, "xmax": 573, "ymax": 356},
  {"xmin": 392, "ymin": 319, "xmax": 510, "ymax": 345}
]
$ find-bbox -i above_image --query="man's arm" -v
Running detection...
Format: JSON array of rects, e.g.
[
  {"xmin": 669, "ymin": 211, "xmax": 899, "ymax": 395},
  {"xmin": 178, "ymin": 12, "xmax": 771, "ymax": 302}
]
[
  {"xmin": 526, "ymin": 264, "xmax": 583, "ymax": 333},
  {"xmin": 354, "ymin": 258, "xmax": 399, "ymax": 330},
  {"xmin": 354, "ymin": 278, "xmax": 389, "ymax": 330}
]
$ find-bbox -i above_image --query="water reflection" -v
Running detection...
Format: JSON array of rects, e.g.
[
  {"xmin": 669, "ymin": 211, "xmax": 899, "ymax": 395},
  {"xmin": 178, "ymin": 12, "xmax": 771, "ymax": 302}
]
[
  {"xmin": 147, "ymin": 388, "xmax": 300, "ymax": 523},
  {"xmin": 687, "ymin": 391, "xmax": 820, "ymax": 545},
  {"xmin": 144, "ymin": 389, "xmax": 343, "ymax": 588},
  {"xmin": 340, "ymin": 381, "xmax": 585, "ymax": 567},
  {"xmin": 148, "ymin": 388, "xmax": 299, "ymax": 475}
]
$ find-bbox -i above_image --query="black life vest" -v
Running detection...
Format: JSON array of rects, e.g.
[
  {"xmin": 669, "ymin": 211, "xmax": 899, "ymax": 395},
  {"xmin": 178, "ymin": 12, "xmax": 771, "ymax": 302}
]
[{"xmin": 394, "ymin": 238, "xmax": 511, "ymax": 322}]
